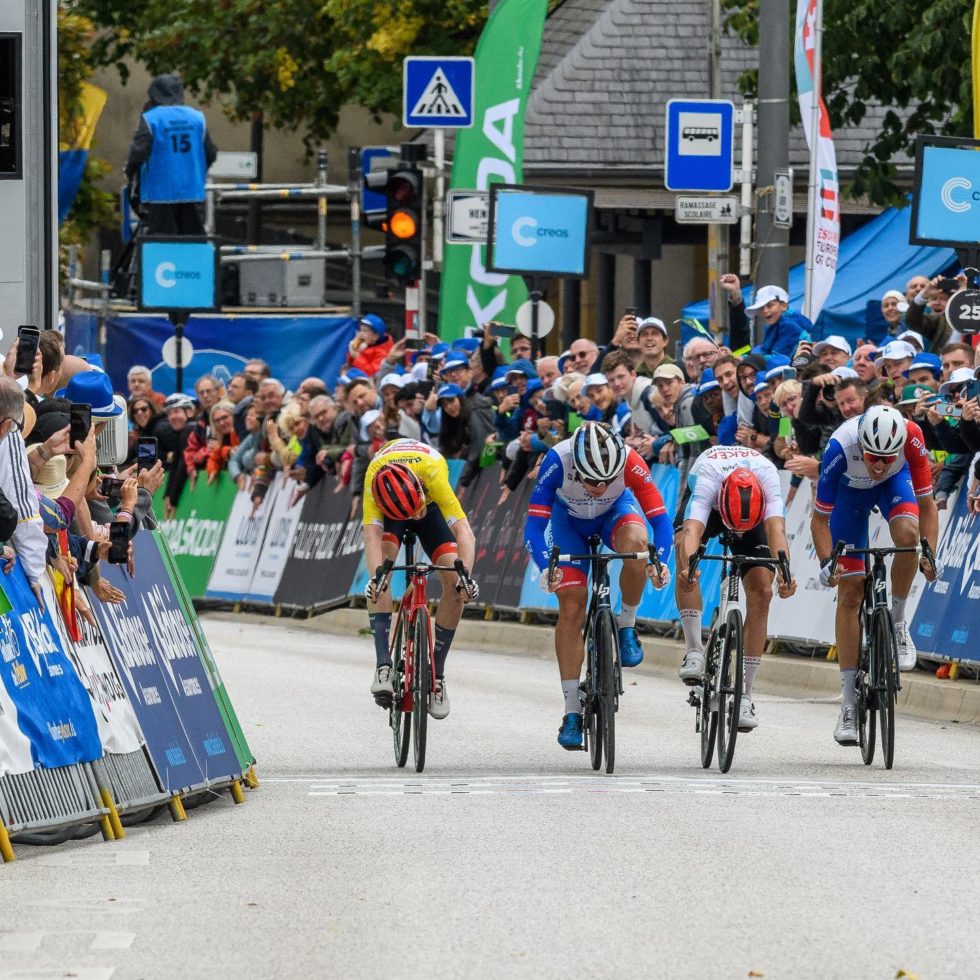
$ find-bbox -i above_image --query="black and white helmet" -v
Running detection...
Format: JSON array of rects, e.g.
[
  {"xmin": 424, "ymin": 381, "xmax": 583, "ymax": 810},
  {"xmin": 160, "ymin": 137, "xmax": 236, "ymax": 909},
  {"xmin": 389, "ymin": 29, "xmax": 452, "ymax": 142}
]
[
  {"xmin": 571, "ymin": 422, "xmax": 628, "ymax": 483},
  {"xmin": 858, "ymin": 405, "xmax": 907, "ymax": 455}
]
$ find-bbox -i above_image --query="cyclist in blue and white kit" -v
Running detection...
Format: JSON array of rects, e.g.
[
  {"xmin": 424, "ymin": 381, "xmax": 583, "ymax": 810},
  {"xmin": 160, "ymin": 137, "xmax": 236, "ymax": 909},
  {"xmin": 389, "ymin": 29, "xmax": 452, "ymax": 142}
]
[
  {"xmin": 811, "ymin": 405, "xmax": 942, "ymax": 745},
  {"xmin": 524, "ymin": 423, "xmax": 673, "ymax": 749}
]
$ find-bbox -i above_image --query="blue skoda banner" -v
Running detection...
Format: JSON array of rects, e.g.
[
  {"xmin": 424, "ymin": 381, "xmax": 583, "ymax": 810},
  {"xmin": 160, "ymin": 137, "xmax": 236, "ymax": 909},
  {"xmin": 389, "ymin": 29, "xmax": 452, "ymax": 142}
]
[
  {"xmin": 138, "ymin": 239, "xmax": 218, "ymax": 311},
  {"xmin": 911, "ymin": 137, "xmax": 980, "ymax": 247},
  {"xmin": 102, "ymin": 313, "xmax": 358, "ymax": 395},
  {"xmin": 488, "ymin": 186, "xmax": 593, "ymax": 278},
  {"xmin": 0, "ymin": 563, "xmax": 102, "ymax": 775},
  {"xmin": 911, "ymin": 489, "xmax": 980, "ymax": 661}
]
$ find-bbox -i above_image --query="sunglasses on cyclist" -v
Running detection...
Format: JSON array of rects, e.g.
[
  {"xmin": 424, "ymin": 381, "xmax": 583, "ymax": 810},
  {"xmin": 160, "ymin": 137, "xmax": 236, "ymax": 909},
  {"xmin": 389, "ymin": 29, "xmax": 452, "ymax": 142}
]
[
  {"xmin": 863, "ymin": 451, "xmax": 898, "ymax": 466},
  {"xmin": 581, "ymin": 476, "xmax": 608, "ymax": 489}
]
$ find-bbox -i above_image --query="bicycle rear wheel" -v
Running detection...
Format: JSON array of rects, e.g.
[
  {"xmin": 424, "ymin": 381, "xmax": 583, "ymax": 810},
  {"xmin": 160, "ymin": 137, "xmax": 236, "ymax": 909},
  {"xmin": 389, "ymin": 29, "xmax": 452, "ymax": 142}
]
[
  {"xmin": 716, "ymin": 609, "xmax": 743, "ymax": 774},
  {"xmin": 858, "ymin": 606, "xmax": 876, "ymax": 766},
  {"xmin": 596, "ymin": 611, "xmax": 618, "ymax": 774},
  {"xmin": 390, "ymin": 616, "xmax": 410, "ymax": 768},
  {"xmin": 411, "ymin": 610, "xmax": 431, "ymax": 773},
  {"xmin": 874, "ymin": 608, "xmax": 898, "ymax": 770},
  {"xmin": 699, "ymin": 630, "xmax": 719, "ymax": 770}
]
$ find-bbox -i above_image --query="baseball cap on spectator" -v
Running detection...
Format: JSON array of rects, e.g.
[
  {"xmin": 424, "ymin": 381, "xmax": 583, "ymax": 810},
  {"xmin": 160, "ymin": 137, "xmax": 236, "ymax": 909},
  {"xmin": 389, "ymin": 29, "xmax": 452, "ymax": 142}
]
[
  {"xmin": 338, "ymin": 367, "xmax": 369, "ymax": 386},
  {"xmin": 939, "ymin": 367, "xmax": 976, "ymax": 395},
  {"xmin": 879, "ymin": 340, "xmax": 917, "ymax": 362},
  {"xmin": 359, "ymin": 314, "xmax": 387, "ymax": 340},
  {"xmin": 451, "ymin": 337, "xmax": 480, "ymax": 353},
  {"xmin": 883, "ymin": 289, "xmax": 907, "ymax": 307},
  {"xmin": 26, "ymin": 411, "xmax": 69, "ymax": 447},
  {"xmin": 557, "ymin": 351, "xmax": 572, "ymax": 374},
  {"xmin": 653, "ymin": 363, "xmax": 685, "ymax": 382},
  {"xmin": 62, "ymin": 371, "xmax": 123, "ymax": 419},
  {"xmin": 410, "ymin": 348, "xmax": 430, "ymax": 365},
  {"xmin": 765, "ymin": 365, "xmax": 793, "ymax": 383},
  {"xmin": 903, "ymin": 352, "xmax": 941, "ymax": 378},
  {"xmin": 582, "ymin": 373, "xmax": 609, "ymax": 394},
  {"xmin": 436, "ymin": 384, "xmax": 465, "ymax": 402},
  {"xmin": 163, "ymin": 393, "xmax": 194, "ymax": 411},
  {"xmin": 489, "ymin": 376, "xmax": 509, "ymax": 392},
  {"xmin": 765, "ymin": 353, "xmax": 791, "ymax": 369},
  {"xmin": 746, "ymin": 284, "xmax": 789, "ymax": 314},
  {"xmin": 430, "ymin": 342, "xmax": 450, "ymax": 361},
  {"xmin": 440, "ymin": 353, "xmax": 470, "ymax": 374},
  {"xmin": 813, "ymin": 335, "xmax": 852, "ymax": 357},
  {"xmin": 636, "ymin": 316, "xmax": 668, "ymax": 337},
  {"xmin": 897, "ymin": 383, "xmax": 935, "ymax": 407},
  {"xmin": 360, "ymin": 409, "xmax": 383, "ymax": 433},
  {"xmin": 697, "ymin": 369, "xmax": 720, "ymax": 395},
  {"xmin": 379, "ymin": 373, "xmax": 405, "ymax": 391},
  {"xmin": 505, "ymin": 358, "xmax": 536, "ymax": 379},
  {"xmin": 896, "ymin": 329, "xmax": 925, "ymax": 351},
  {"xmin": 753, "ymin": 380, "xmax": 771, "ymax": 395},
  {"xmin": 831, "ymin": 366, "xmax": 859, "ymax": 379}
]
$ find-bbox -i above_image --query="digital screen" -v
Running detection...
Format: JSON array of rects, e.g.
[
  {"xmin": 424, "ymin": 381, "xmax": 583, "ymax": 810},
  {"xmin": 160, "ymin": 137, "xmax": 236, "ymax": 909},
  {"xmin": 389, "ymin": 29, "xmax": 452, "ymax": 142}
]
[
  {"xmin": 138, "ymin": 238, "xmax": 218, "ymax": 311},
  {"xmin": 911, "ymin": 139, "xmax": 980, "ymax": 247}
]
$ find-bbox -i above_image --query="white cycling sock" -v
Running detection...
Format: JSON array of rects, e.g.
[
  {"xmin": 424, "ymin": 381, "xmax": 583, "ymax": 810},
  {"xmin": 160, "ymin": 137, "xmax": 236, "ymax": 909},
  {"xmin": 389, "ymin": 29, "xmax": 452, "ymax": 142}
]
[
  {"xmin": 618, "ymin": 603, "xmax": 639, "ymax": 629},
  {"xmin": 561, "ymin": 679, "xmax": 581, "ymax": 715},
  {"xmin": 743, "ymin": 656, "xmax": 762, "ymax": 700},
  {"xmin": 840, "ymin": 668, "xmax": 858, "ymax": 710},
  {"xmin": 892, "ymin": 595, "xmax": 908, "ymax": 624},
  {"xmin": 680, "ymin": 608, "xmax": 703, "ymax": 652}
]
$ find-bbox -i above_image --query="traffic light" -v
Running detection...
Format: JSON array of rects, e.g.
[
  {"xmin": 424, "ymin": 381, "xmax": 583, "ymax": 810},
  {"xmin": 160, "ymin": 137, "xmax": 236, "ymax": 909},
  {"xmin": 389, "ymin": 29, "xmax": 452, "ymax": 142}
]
[{"xmin": 384, "ymin": 163, "xmax": 424, "ymax": 284}]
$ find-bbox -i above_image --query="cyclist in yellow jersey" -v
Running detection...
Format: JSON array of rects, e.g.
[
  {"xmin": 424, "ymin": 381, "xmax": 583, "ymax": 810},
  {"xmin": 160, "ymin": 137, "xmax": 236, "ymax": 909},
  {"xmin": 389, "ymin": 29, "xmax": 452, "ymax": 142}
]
[{"xmin": 363, "ymin": 439, "xmax": 477, "ymax": 719}]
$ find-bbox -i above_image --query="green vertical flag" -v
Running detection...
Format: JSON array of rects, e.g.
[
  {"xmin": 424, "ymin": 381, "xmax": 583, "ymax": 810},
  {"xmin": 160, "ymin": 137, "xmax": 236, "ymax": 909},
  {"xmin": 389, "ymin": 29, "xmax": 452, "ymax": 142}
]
[{"xmin": 436, "ymin": 0, "xmax": 548, "ymax": 341}]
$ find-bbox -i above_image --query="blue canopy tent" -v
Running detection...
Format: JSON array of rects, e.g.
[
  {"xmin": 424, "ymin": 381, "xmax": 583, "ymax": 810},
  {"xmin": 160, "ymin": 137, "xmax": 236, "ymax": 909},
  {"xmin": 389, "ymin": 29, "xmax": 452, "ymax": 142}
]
[{"xmin": 680, "ymin": 206, "xmax": 957, "ymax": 348}]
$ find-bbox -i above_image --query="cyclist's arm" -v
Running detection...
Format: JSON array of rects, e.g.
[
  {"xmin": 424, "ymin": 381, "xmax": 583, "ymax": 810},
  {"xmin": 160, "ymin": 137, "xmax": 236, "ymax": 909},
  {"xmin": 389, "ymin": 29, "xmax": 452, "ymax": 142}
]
[
  {"xmin": 623, "ymin": 449, "xmax": 673, "ymax": 562},
  {"xmin": 762, "ymin": 515, "xmax": 790, "ymax": 565},
  {"xmin": 674, "ymin": 518, "xmax": 705, "ymax": 580},
  {"xmin": 811, "ymin": 438, "xmax": 845, "ymax": 563},
  {"xmin": 810, "ymin": 509, "xmax": 833, "ymax": 564},
  {"xmin": 450, "ymin": 517, "xmax": 476, "ymax": 573},
  {"xmin": 364, "ymin": 523, "xmax": 385, "ymax": 580},
  {"xmin": 523, "ymin": 449, "xmax": 562, "ymax": 571}
]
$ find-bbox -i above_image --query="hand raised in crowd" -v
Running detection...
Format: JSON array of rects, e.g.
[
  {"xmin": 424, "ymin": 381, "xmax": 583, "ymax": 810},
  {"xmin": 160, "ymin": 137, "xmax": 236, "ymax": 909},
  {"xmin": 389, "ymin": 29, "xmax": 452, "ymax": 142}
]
[
  {"xmin": 78, "ymin": 426, "xmax": 98, "ymax": 470},
  {"xmin": 119, "ymin": 477, "xmax": 139, "ymax": 513},
  {"xmin": 289, "ymin": 483, "xmax": 308, "ymax": 509},
  {"xmin": 784, "ymin": 455, "xmax": 820, "ymax": 480},
  {"xmin": 49, "ymin": 553, "xmax": 77, "ymax": 583},
  {"xmin": 968, "ymin": 482, "xmax": 980, "ymax": 515},
  {"xmin": 27, "ymin": 349, "xmax": 44, "ymax": 393},
  {"xmin": 735, "ymin": 424, "xmax": 755, "ymax": 447},
  {"xmin": 810, "ymin": 373, "xmax": 836, "ymax": 389},
  {"xmin": 962, "ymin": 397, "xmax": 980, "ymax": 423},
  {"xmin": 138, "ymin": 460, "xmax": 165, "ymax": 495},
  {"xmin": 499, "ymin": 392, "xmax": 520, "ymax": 414},
  {"xmin": 719, "ymin": 273, "xmax": 743, "ymax": 304},
  {"xmin": 612, "ymin": 314, "xmax": 638, "ymax": 347},
  {"xmin": 424, "ymin": 390, "xmax": 439, "ymax": 413},
  {"xmin": 43, "ymin": 424, "xmax": 71, "ymax": 459},
  {"xmin": 163, "ymin": 498, "xmax": 176, "ymax": 520},
  {"xmin": 658, "ymin": 441, "xmax": 676, "ymax": 466},
  {"xmin": 3, "ymin": 339, "xmax": 22, "ymax": 379},
  {"xmin": 91, "ymin": 577, "xmax": 125, "ymax": 605},
  {"xmin": 1, "ymin": 545, "xmax": 15, "ymax": 574}
]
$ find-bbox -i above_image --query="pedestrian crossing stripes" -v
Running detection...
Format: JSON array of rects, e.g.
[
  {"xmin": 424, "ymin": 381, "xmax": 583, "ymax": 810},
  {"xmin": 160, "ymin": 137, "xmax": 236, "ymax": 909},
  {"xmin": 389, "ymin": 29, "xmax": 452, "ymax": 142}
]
[{"xmin": 264, "ymin": 774, "xmax": 980, "ymax": 802}]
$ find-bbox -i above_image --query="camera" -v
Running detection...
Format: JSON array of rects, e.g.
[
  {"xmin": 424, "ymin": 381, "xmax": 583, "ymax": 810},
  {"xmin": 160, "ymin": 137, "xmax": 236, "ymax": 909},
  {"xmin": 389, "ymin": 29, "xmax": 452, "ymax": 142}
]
[{"xmin": 939, "ymin": 277, "xmax": 960, "ymax": 293}]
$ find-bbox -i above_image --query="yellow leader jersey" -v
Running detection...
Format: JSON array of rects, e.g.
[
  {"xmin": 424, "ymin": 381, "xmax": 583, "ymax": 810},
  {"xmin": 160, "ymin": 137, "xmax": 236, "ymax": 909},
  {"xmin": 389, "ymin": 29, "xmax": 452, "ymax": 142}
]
[{"xmin": 362, "ymin": 439, "xmax": 466, "ymax": 528}]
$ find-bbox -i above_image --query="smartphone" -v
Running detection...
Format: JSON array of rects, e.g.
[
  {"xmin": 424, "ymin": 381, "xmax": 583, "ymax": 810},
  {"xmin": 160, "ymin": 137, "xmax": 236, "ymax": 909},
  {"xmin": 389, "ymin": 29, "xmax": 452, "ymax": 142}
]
[
  {"xmin": 942, "ymin": 400, "xmax": 963, "ymax": 419},
  {"xmin": 504, "ymin": 384, "xmax": 519, "ymax": 396},
  {"xmin": 939, "ymin": 277, "xmax": 961, "ymax": 293},
  {"xmin": 625, "ymin": 307, "xmax": 637, "ymax": 316},
  {"xmin": 136, "ymin": 436, "xmax": 158, "ymax": 472},
  {"xmin": 782, "ymin": 367, "xmax": 798, "ymax": 381},
  {"xmin": 14, "ymin": 325, "xmax": 40, "ymax": 376},
  {"xmin": 490, "ymin": 322, "xmax": 516, "ymax": 339},
  {"xmin": 107, "ymin": 522, "xmax": 130, "ymax": 564},
  {"xmin": 964, "ymin": 379, "xmax": 980, "ymax": 401},
  {"xmin": 69, "ymin": 403, "xmax": 92, "ymax": 447},
  {"xmin": 98, "ymin": 476, "xmax": 124, "ymax": 498},
  {"xmin": 405, "ymin": 337, "xmax": 425, "ymax": 351}
]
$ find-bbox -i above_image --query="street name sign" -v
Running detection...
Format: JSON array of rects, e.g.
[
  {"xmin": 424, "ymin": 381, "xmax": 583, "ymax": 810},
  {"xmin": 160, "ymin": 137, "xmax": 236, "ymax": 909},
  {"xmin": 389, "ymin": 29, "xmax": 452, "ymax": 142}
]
[{"xmin": 446, "ymin": 190, "xmax": 490, "ymax": 244}]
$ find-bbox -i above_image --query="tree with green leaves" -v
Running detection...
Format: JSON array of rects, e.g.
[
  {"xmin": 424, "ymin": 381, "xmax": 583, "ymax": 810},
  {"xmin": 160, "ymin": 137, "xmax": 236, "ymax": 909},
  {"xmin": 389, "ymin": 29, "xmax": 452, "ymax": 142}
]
[{"xmin": 723, "ymin": 0, "xmax": 975, "ymax": 205}]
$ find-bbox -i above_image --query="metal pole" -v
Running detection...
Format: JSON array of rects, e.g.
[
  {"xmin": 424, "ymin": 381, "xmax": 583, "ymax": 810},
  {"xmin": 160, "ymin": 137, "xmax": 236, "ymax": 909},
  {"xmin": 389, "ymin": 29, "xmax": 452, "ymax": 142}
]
[
  {"xmin": 316, "ymin": 149, "xmax": 328, "ymax": 253},
  {"xmin": 755, "ymin": 0, "xmax": 790, "ymax": 289},
  {"xmin": 433, "ymin": 129, "xmax": 445, "ymax": 269},
  {"xmin": 708, "ymin": 0, "xmax": 729, "ymax": 338},
  {"xmin": 802, "ymin": 0, "xmax": 823, "ymax": 322},
  {"xmin": 739, "ymin": 102, "xmax": 755, "ymax": 279},
  {"xmin": 348, "ymin": 147, "xmax": 362, "ymax": 318},
  {"xmin": 529, "ymin": 280, "xmax": 542, "ymax": 361}
]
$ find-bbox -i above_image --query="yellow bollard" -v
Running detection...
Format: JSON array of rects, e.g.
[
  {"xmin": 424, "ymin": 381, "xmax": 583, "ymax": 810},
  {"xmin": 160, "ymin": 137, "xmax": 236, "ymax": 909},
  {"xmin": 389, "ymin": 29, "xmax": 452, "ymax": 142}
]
[
  {"xmin": 169, "ymin": 794, "xmax": 187, "ymax": 822},
  {"xmin": 0, "ymin": 823, "xmax": 15, "ymax": 863},
  {"xmin": 99, "ymin": 788, "xmax": 125, "ymax": 841},
  {"xmin": 244, "ymin": 766, "xmax": 260, "ymax": 789},
  {"xmin": 826, "ymin": 645, "xmax": 838, "ymax": 662},
  {"xmin": 98, "ymin": 814, "xmax": 115, "ymax": 841},
  {"xmin": 950, "ymin": 662, "xmax": 960, "ymax": 681},
  {"xmin": 229, "ymin": 780, "xmax": 246, "ymax": 805}
]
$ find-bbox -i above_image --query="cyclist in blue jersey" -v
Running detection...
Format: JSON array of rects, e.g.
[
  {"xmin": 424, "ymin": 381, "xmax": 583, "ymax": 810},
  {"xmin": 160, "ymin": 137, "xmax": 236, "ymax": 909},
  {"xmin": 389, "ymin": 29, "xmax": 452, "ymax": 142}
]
[{"xmin": 523, "ymin": 423, "xmax": 673, "ymax": 749}]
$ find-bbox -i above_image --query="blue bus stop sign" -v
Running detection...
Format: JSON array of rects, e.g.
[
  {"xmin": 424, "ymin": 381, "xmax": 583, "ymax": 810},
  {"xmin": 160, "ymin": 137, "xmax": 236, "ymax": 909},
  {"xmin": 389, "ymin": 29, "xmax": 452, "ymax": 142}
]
[
  {"xmin": 403, "ymin": 57, "xmax": 474, "ymax": 129},
  {"xmin": 665, "ymin": 99, "xmax": 735, "ymax": 193}
]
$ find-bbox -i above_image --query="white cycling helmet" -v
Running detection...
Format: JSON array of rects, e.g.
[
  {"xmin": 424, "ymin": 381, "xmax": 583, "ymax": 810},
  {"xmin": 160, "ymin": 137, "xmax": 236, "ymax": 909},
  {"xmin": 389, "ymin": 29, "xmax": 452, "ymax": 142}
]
[
  {"xmin": 858, "ymin": 405, "xmax": 907, "ymax": 455},
  {"xmin": 571, "ymin": 422, "xmax": 628, "ymax": 483}
]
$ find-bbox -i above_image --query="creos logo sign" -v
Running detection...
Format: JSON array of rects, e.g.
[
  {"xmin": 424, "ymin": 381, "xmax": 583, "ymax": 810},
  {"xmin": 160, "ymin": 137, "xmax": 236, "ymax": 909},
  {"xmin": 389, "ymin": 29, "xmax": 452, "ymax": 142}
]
[
  {"xmin": 511, "ymin": 216, "xmax": 570, "ymax": 247},
  {"xmin": 154, "ymin": 262, "xmax": 203, "ymax": 288},
  {"xmin": 941, "ymin": 177, "xmax": 974, "ymax": 213}
]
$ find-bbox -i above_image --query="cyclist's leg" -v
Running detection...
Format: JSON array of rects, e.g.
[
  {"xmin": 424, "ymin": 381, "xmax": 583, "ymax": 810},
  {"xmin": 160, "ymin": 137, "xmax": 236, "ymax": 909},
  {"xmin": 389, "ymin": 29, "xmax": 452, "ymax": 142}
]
[
  {"xmin": 602, "ymin": 492, "xmax": 648, "ymax": 665},
  {"xmin": 674, "ymin": 507, "xmax": 715, "ymax": 682},
  {"xmin": 732, "ymin": 525, "xmax": 774, "ymax": 704},
  {"xmin": 415, "ymin": 510, "xmax": 463, "ymax": 680},
  {"xmin": 369, "ymin": 522, "xmax": 405, "ymax": 663},
  {"xmin": 879, "ymin": 472, "xmax": 920, "ymax": 668}
]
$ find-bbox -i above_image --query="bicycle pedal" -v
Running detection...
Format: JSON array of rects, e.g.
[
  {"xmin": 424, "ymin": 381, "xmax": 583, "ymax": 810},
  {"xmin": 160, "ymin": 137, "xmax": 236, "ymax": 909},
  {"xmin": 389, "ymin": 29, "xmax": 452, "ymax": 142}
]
[
  {"xmin": 687, "ymin": 690, "xmax": 701, "ymax": 708},
  {"xmin": 372, "ymin": 692, "xmax": 393, "ymax": 709}
]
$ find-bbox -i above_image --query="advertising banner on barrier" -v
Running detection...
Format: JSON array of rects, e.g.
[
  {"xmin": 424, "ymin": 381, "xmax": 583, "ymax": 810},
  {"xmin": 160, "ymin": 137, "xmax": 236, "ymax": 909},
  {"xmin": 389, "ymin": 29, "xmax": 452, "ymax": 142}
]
[
  {"xmin": 90, "ymin": 534, "xmax": 244, "ymax": 789},
  {"xmin": 155, "ymin": 535, "xmax": 255, "ymax": 770},
  {"xmin": 274, "ymin": 475, "xmax": 364, "ymax": 611},
  {"xmin": 912, "ymin": 488, "xmax": 979, "ymax": 660},
  {"xmin": 247, "ymin": 473, "xmax": 304, "ymax": 603},
  {"xmin": 40, "ymin": 577, "xmax": 144, "ymax": 758},
  {"xmin": 206, "ymin": 484, "xmax": 276, "ymax": 601},
  {"xmin": 0, "ymin": 563, "xmax": 102, "ymax": 775},
  {"xmin": 157, "ymin": 473, "xmax": 238, "ymax": 598}
]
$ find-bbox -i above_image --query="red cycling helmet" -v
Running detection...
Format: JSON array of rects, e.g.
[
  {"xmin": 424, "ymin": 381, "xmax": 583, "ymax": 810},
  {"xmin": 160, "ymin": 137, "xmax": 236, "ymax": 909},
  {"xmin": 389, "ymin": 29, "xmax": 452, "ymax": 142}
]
[
  {"xmin": 718, "ymin": 468, "xmax": 765, "ymax": 533},
  {"xmin": 371, "ymin": 462, "xmax": 425, "ymax": 521}
]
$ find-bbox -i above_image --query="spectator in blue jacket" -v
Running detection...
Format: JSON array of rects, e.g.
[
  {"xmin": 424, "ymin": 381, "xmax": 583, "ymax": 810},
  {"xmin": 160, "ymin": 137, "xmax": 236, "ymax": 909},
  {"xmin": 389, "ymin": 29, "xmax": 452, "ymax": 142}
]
[{"xmin": 719, "ymin": 274, "xmax": 813, "ymax": 359}]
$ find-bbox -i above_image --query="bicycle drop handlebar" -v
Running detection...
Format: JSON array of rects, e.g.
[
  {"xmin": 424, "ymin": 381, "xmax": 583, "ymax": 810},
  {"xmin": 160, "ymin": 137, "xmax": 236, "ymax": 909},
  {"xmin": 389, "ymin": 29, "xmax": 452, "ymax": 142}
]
[
  {"xmin": 373, "ymin": 557, "xmax": 474, "ymax": 595},
  {"xmin": 687, "ymin": 545, "xmax": 792, "ymax": 587},
  {"xmin": 825, "ymin": 537, "xmax": 935, "ymax": 581},
  {"xmin": 546, "ymin": 544, "xmax": 665, "ymax": 588}
]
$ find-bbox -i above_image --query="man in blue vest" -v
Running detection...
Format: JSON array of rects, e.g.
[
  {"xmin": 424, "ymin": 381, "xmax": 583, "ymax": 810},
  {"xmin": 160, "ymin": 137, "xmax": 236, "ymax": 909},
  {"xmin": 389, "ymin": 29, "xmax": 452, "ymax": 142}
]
[{"xmin": 125, "ymin": 74, "xmax": 217, "ymax": 235}]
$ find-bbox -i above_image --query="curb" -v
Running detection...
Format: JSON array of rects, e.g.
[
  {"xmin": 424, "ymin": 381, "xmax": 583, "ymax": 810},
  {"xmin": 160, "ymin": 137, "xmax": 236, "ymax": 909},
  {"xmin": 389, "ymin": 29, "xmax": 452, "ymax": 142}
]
[{"xmin": 205, "ymin": 609, "xmax": 980, "ymax": 728}]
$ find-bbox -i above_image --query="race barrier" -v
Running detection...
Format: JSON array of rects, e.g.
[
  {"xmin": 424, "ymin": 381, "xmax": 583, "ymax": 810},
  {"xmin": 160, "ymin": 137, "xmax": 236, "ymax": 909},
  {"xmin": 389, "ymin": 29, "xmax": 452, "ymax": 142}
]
[
  {"xmin": 0, "ymin": 532, "xmax": 256, "ymax": 863},
  {"xmin": 160, "ymin": 458, "xmax": 979, "ymax": 666}
]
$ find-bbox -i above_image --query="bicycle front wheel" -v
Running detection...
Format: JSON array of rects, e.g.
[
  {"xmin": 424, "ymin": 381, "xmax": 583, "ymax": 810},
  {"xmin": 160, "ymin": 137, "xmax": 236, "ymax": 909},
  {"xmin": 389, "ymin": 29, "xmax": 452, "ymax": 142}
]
[
  {"xmin": 411, "ymin": 611, "xmax": 431, "ymax": 773},
  {"xmin": 596, "ymin": 610, "xmax": 618, "ymax": 774},
  {"xmin": 858, "ymin": 606, "xmax": 876, "ymax": 766},
  {"xmin": 874, "ymin": 608, "xmax": 898, "ymax": 770},
  {"xmin": 716, "ymin": 609, "xmax": 743, "ymax": 774},
  {"xmin": 390, "ymin": 616, "xmax": 410, "ymax": 768},
  {"xmin": 699, "ymin": 630, "xmax": 719, "ymax": 770}
]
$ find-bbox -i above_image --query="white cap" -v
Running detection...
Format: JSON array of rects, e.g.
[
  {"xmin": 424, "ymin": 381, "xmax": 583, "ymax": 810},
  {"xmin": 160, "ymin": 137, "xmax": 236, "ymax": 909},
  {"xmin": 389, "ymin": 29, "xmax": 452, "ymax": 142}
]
[
  {"xmin": 831, "ymin": 366, "xmax": 859, "ymax": 379},
  {"xmin": 582, "ymin": 373, "xmax": 609, "ymax": 394},
  {"xmin": 636, "ymin": 316, "xmax": 668, "ymax": 336},
  {"xmin": 379, "ymin": 372, "xmax": 405, "ymax": 390},
  {"xmin": 813, "ymin": 335, "xmax": 852, "ymax": 357},
  {"xmin": 360, "ymin": 409, "xmax": 383, "ymax": 432},
  {"xmin": 939, "ymin": 367, "xmax": 977, "ymax": 395},
  {"xmin": 879, "ymin": 340, "xmax": 917, "ymax": 362},
  {"xmin": 746, "ymin": 284, "xmax": 789, "ymax": 314},
  {"xmin": 896, "ymin": 330, "xmax": 925, "ymax": 350}
]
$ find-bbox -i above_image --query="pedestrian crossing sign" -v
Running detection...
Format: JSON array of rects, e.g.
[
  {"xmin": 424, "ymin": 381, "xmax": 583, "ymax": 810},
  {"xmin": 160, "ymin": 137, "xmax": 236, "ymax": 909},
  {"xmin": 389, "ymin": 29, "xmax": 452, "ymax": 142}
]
[{"xmin": 403, "ymin": 56, "xmax": 474, "ymax": 129}]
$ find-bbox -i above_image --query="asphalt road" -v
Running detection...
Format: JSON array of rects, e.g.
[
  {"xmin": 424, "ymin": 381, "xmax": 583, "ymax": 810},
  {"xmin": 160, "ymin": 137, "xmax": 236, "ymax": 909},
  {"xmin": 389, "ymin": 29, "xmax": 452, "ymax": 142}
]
[{"xmin": 4, "ymin": 616, "xmax": 980, "ymax": 980}]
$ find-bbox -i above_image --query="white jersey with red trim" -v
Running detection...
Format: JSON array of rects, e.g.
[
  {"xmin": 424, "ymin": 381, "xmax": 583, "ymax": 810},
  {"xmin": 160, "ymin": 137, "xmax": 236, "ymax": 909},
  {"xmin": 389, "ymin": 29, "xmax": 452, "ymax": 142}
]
[{"xmin": 686, "ymin": 445, "xmax": 784, "ymax": 526}]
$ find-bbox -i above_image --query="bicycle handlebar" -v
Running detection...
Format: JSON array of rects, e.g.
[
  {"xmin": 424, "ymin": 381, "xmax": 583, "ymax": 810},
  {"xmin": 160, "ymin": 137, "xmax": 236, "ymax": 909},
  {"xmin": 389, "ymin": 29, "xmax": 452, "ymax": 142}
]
[
  {"xmin": 373, "ymin": 557, "xmax": 475, "ymax": 595},
  {"xmin": 546, "ymin": 544, "xmax": 664, "ymax": 588},
  {"xmin": 825, "ymin": 538, "xmax": 934, "ymax": 581},
  {"xmin": 687, "ymin": 545, "xmax": 792, "ymax": 585}
]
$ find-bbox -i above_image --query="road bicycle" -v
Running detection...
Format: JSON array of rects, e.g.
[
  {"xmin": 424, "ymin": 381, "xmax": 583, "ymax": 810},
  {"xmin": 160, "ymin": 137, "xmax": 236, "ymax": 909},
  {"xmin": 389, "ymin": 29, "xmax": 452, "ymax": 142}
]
[
  {"xmin": 547, "ymin": 538, "xmax": 664, "ymax": 775},
  {"xmin": 827, "ymin": 537, "xmax": 936, "ymax": 770},
  {"xmin": 373, "ymin": 532, "xmax": 474, "ymax": 773},
  {"xmin": 687, "ymin": 535, "xmax": 790, "ymax": 774}
]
